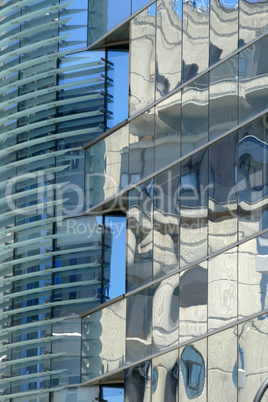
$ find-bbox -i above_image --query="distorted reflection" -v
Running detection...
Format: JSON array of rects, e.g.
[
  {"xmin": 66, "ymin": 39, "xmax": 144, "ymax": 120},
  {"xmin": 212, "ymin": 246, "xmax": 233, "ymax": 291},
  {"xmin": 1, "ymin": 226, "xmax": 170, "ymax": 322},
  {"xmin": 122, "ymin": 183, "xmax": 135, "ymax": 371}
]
[
  {"xmin": 208, "ymin": 328, "xmax": 237, "ymax": 401},
  {"xmin": 208, "ymin": 248, "xmax": 237, "ymax": 330},
  {"xmin": 126, "ymin": 288, "xmax": 152, "ymax": 363},
  {"xmin": 125, "ymin": 361, "xmax": 151, "ymax": 402},
  {"xmin": 180, "ymin": 340, "xmax": 206, "ymax": 401},
  {"xmin": 180, "ymin": 150, "xmax": 208, "ymax": 266},
  {"xmin": 152, "ymin": 349, "xmax": 179, "ymax": 401},
  {"xmin": 210, "ymin": 0, "xmax": 238, "ymax": 65},
  {"xmin": 85, "ymin": 125, "xmax": 129, "ymax": 209},
  {"xmin": 239, "ymin": 35, "xmax": 268, "ymax": 124},
  {"xmin": 127, "ymin": 181, "xmax": 153, "ymax": 291},
  {"xmin": 155, "ymin": 92, "xmax": 181, "ymax": 171},
  {"xmin": 130, "ymin": 5, "xmax": 156, "ymax": 115},
  {"xmin": 209, "ymin": 132, "xmax": 238, "ymax": 253},
  {"xmin": 81, "ymin": 299, "xmax": 126, "ymax": 381},
  {"xmin": 182, "ymin": 75, "xmax": 208, "ymax": 155},
  {"xmin": 129, "ymin": 110, "xmax": 154, "ymax": 184},
  {"xmin": 154, "ymin": 166, "xmax": 180, "ymax": 279},
  {"xmin": 152, "ymin": 274, "xmax": 180, "ymax": 352},
  {"xmin": 209, "ymin": 56, "xmax": 238, "ymax": 140},
  {"xmin": 240, "ymin": 0, "xmax": 268, "ymax": 46},
  {"xmin": 238, "ymin": 115, "xmax": 268, "ymax": 239},
  {"xmin": 156, "ymin": 0, "xmax": 182, "ymax": 99},
  {"xmin": 238, "ymin": 236, "xmax": 268, "ymax": 319},
  {"xmin": 182, "ymin": 0, "xmax": 209, "ymax": 81},
  {"xmin": 179, "ymin": 263, "xmax": 208, "ymax": 342},
  {"xmin": 238, "ymin": 314, "xmax": 268, "ymax": 401}
]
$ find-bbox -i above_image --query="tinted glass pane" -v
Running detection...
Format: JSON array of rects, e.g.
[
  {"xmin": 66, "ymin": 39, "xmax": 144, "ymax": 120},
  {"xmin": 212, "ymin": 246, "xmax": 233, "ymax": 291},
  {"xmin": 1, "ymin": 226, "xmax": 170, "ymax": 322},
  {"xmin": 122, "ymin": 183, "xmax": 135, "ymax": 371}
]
[
  {"xmin": 180, "ymin": 149, "xmax": 208, "ymax": 267},
  {"xmin": 209, "ymin": 56, "xmax": 238, "ymax": 140},
  {"xmin": 88, "ymin": 0, "xmax": 131, "ymax": 45},
  {"xmin": 81, "ymin": 299, "xmax": 126, "ymax": 381},
  {"xmin": 154, "ymin": 166, "xmax": 180, "ymax": 279},
  {"xmin": 85, "ymin": 125, "xmax": 129, "ymax": 210},
  {"xmin": 209, "ymin": 132, "xmax": 238, "ymax": 253},
  {"xmin": 208, "ymin": 248, "xmax": 237, "ymax": 330},
  {"xmin": 125, "ymin": 360, "xmax": 152, "ymax": 402},
  {"xmin": 182, "ymin": 75, "xmax": 208, "ymax": 155},
  {"xmin": 127, "ymin": 180, "xmax": 153, "ymax": 291},
  {"xmin": 238, "ymin": 314, "xmax": 268, "ymax": 401},
  {"xmin": 152, "ymin": 273, "xmax": 180, "ymax": 352},
  {"xmin": 238, "ymin": 114, "xmax": 268, "ymax": 240},
  {"xmin": 155, "ymin": 92, "xmax": 181, "ymax": 171},
  {"xmin": 126, "ymin": 288, "xmax": 153, "ymax": 363},
  {"xmin": 210, "ymin": 0, "xmax": 238, "ymax": 65},
  {"xmin": 130, "ymin": 5, "xmax": 156, "ymax": 116},
  {"xmin": 238, "ymin": 236, "xmax": 268, "ymax": 319},
  {"xmin": 179, "ymin": 339, "xmax": 207, "ymax": 401},
  {"xmin": 208, "ymin": 328, "xmax": 237, "ymax": 402},
  {"xmin": 156, "ymin": 0, "xmax": 182, "ymax": 100},
  {"xmin": 129, "ymin": 110, "xmax": 154, "ymax": 184},
  {"xmin": 179, "ymin": 262, "xmax": 208, "ymax": 342},
  {"xmin": 152, "ymin": 349, "xmax": 179, "ymax": 401},
  {"xmin": 240, "ymin": 0, "xmax": 268, "ymax": 46},
  {"xmin": 239, "ymin": 35, "xmax": 268, "ymax": 124},
  {"xmin": 182, "ymin": 0, "xmax": 209, "ymax": 82}
]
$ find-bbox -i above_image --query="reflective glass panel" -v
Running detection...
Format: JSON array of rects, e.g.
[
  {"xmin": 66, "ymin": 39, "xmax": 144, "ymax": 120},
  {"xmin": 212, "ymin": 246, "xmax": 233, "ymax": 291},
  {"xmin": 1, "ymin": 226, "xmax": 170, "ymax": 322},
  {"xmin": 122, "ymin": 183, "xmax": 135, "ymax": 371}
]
[
  {"xmin": 152, "ymin": 349, "xmax": 179, "ymax": 401},
  {"xmin": 239, "ymin": 35, "xmax": 268, "ymax": 124},
  {"xmin": 238, "ymin": 314, "xmax": 268, "ymax": 401},
  {"xmin": 209, "ymin": 132, "xmax": 238, "ymax": 253},
  {"xmin": 132, "ymin": 0, "xmax": 155, "ymax": 13},
  {"xmin": 85, "ymin": 125, "xmax": 129, "ymax": 210},
  {"xmin": 210, "ymin": 0, "xmax": 238, "ymax": 65},
  {"xmin": 209, "ymin": 56, "xmax": 238, "ymax": 140},
  {"xmin": 126, "ymin": 288, "xmax": 153, "ymax": 363},
  {"xmin": 152, "ymin": 273, "xmax": 180, "ymax": 352},
  {"xmin": 180, "ymin": 149, "xmax": 208, "ymax": 267},
  {"xmin": 208, "ymin": 248, "xmax": 237, "ymax": 330},
  {"xmin": 130, "ymin": 5, "xmax": 156, "ymax": 116},
  {"xmin": 81, "ymin": 299, "xmax": 126, "ymax": 381},
  {"xmin": 240, "ymin": 0, "xmax": 268, "ymax": 46},
  {"xmin": 208, "ymin": 327, "xmax": 237, "ymax": 402},
  {"xmin": 238, "ymin": 114, "xmax": 268, "ymax": 240},
  {"xmin": 238, "ymin": 236, "xmax": 268, "ymax": 319},
  {"xmin": 182, "ymin": 75, "xmax": 208, "ymax": 155},
  {"xmin": 88, "ymin": 0, "xmax": 131, "ymax": 45},
  {"xmin": 179, "ymin": 339, "xmax": 207, "ymax": 401},
  {"xmin": 154, "ymin": 165, "xmax": 180, "ymax": 279},
  {"xmin": 129, "ymin": 110, "xmax": 154, "ymax": 185},
  {"xmin": 182, "ymin": 0, "xmax": 209, "ymax": 82},
  {"xmin": 179, "ymin": 262, "xmax": 208, "ymax": 342},
  {"xmin": 127, "ymin": 180, "xmax": 154, "ymax": 291},
  {"xmin": 155, "ymin": 92, "xmax": 181, "ymax": 171},
  {"xmin": 125, "ymin": 360, "xmax": 152, "ymax": 402},
  {"xmin": 156, "ymin": 0, "xmax": 182, "ymax": 100}
]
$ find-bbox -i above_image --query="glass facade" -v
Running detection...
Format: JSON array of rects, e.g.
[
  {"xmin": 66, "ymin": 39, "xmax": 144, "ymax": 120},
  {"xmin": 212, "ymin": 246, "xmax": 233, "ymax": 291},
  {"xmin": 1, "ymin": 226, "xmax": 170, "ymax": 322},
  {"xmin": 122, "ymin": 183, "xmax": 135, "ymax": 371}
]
[{"xmin": 1, "ymin": 0, "xmax": 268, "ymax": 401}]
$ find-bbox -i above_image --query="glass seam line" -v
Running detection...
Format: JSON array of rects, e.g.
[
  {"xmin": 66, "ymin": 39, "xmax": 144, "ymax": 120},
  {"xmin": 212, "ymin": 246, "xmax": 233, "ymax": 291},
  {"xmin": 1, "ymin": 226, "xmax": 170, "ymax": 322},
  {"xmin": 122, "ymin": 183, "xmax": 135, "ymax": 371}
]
[
  {"xmin": 82, "ymin": 29, "xmax": 268, "ymax": 151},
  {"xmin": 75, "ymin": 308, "xmax": 268, "ymax": 388},
  {"xmin": 83, "ymin": 106, "xmax": 268, "ymax": 215}
]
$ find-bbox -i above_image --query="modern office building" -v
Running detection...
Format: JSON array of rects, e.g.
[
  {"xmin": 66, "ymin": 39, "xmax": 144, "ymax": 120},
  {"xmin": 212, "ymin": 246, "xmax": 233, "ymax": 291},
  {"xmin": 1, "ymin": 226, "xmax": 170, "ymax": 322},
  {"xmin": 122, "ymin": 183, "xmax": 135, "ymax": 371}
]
[{"xmin": 0, "ymin": 0, "xmax": 268, "ymax": 401}]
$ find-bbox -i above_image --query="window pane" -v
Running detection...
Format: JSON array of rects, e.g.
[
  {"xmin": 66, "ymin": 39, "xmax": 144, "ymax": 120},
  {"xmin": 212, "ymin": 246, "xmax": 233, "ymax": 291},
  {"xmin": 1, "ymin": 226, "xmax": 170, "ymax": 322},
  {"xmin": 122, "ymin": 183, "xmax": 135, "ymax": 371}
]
[
  {"xmin": 152, "ymin": 349, "xmax": 179, "ymax": 401},
  {"xmin": 182, "ymin": 75, "xmax": 208, "ymax": 155},
  {"xmin": 209, "ymin": 56, "xmax": 238, "ymax": 141},
  {"xmin": 130, "ymin": 5, "xmax": 156, "ymax": 116},
  {"xmin": 239, "ymin": 35, "xmax": 268, "ymax": 124},
  {"xmin": 155, "ymin": 92, "xmax": 181, "ymax": 171},
  {"xmin": 125, "ymin": 360, "xmax": 152, "ymax": 402},
  {"xmin": 182, "ymin": 0, "xmax": 209, "ymax": 82},
  {"xmin": 209, "ymin": 132, "xmax": 238, "ymax": 253},
  {"xmin": 208, "ymin": 248, "xmax": 237, "ymax": 330},
  {"xmin": 156, "ymin": 0, "xmax": 182, "ymax": 99},
  {"xmin": 240, "ymin": 0, "xmax": 268, "ymax": 46},
  {"xmin": 210, "ymin": 0, "xmax": 238, "ymax": 65},
  {"xmin": 180, "ymin": 149, "xmax": 208, "ymax": 267}
]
